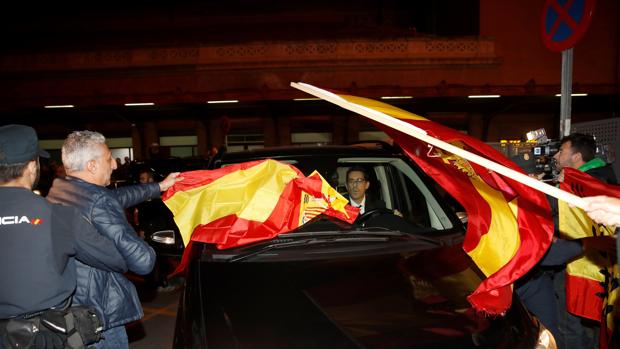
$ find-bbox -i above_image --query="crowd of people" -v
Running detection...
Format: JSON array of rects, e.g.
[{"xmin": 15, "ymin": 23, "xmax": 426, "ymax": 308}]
[{"xmin": 1, "ymin": 124, "xmax": 619, "ymax": 349}]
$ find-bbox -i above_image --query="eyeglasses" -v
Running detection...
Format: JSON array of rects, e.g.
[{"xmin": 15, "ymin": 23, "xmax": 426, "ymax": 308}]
[{"xmin": 347, "ymin": 178, "xmax": 366, "ymax": 186}]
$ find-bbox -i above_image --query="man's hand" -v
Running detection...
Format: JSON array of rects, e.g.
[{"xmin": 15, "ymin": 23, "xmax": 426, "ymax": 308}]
[
  {"xmin": 159, "ymin": 172, "xmax": 184, "ymax": 192},
  {"xmin": 581, "ymin": 236, "xmax": 617, "ymax": 255},
  {"xmin": 582, "ymin": 195, "xmax": 620, "ymax": 227},
  {"xmin": 393, "ymin": 209, "xmax": 403, "ymax": 218}
]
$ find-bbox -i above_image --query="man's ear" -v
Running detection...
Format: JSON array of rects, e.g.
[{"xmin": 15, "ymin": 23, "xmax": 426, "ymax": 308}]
[
  {"xmin": 572, "ymin": 151, "xmax": 583, "ymax": 164},
  {"xmin": 86, "ymin": 159, "xmax": 97, "ymax": 173},
  {"xmin": 26, "ymin": 160, "xmax": 37, "ymax": 175}
]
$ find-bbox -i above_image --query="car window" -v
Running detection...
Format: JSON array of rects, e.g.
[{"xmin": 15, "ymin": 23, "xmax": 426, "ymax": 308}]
[
  {"xmin": 337, "ymin": 157, "xmax": 454, "ymax": 231},
  {"xmin": 219, "ymin": 153, "xmax": 457, "ymax": 233}
]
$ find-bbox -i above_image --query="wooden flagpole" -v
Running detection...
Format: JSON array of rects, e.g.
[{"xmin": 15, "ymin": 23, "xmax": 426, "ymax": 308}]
[{"xmin": 291, "ymin": 82, "xmax": 587, "ymax": 209}]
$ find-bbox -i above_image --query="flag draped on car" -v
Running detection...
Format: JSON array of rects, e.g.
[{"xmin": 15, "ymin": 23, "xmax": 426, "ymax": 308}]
[
  {"xmin": 313, "ymin": 92, "xmax": 554, "ymax": 315},
  {"xmin": 163, "ymin": 159, "xmax": 357, "ymax": 248},
  {"xmin": 559, "ymin": 168, "xmax": 619, "ymax": 347}
]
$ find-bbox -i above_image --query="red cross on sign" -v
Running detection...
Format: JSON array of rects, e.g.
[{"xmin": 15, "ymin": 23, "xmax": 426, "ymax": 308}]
[{"xmin": 541, "ymin": 0, "xmax": 596, "ymax": 52}]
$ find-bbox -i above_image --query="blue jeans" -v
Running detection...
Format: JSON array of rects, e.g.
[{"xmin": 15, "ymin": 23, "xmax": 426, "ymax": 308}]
[{"xmin": 93, "ymin": 325, "xmax": 128, "ymax": 349}]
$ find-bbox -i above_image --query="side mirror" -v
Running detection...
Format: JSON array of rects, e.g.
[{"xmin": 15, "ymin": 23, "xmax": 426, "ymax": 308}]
[
  {"xmin": 455, "ymin": 211, "xmax": 468, "ymax": 224},
  {"xmin": 150, "ymin": 230, "xmax": 176, "ymax": 245}
]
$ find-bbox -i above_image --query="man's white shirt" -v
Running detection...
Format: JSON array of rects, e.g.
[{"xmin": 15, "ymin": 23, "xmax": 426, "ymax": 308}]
[{"xmin": 349, "ymin": 197, "xmax": 366, "ymax": 215}]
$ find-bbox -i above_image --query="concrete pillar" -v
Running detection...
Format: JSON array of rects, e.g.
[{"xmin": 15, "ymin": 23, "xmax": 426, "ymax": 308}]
[
  {"xmin": 143, "ymin": 122, "xmax": 159, "ymax": 159},
  {"xmin": 346, "ymin": 115, "xmax": 360, "ymax": 143},
  {"xmin": 277, "ymin": 116, "xmax": 291, "ymax": 146},
  {"xmin": 208, "ymin": 117, "xmax": 226, "ymax": 149},
  {"xmin": 130, "ymin": 124, "xmax": 142, "ymax": 160},
  {"xmin": 332, "ymin": 115, "xmax": 346, "ymax": 145},
  {"xmin": 467, "ymin": 113, "xmax": 485, "ymax": 141},
  {"xmin": 196, "ymin": 121, "xmax": 209, "ymax": 158},
  {"xmin": 263, "ymin": 116, "xmax": 277, "ymax": 147}
]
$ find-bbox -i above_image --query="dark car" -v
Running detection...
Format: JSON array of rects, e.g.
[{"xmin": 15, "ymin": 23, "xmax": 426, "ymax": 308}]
[{"xmin": 172, "ymin": 143, "xmax": 556, "ymax": 349}]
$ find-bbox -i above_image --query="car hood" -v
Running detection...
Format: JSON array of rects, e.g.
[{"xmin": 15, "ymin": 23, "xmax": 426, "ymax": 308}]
[{"xmin": 181, "ymin": 243, "xmax": 538, "ymax": 349}]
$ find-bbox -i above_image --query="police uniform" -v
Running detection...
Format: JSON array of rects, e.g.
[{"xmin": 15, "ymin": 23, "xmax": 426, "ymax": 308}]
[
  {"xmin": 0, "ymin": 188, "xmax": 127, "ymax": 319},
  {"xmin": 0, "ymin": 124, "xmax": 127, "ymax": 323}
]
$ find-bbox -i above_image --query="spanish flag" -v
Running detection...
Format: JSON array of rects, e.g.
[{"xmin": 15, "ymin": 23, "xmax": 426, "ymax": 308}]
[
  {"xmin": 560, "ymin": 167, "xmax": 619, "ymax": 348},
  {"xmin": 163, "ymin": 159, "xmax": 357, "ymax": 249},
  {"xmin": 325, "ymin": 93, "xmax": 554, "ymax": 315}
]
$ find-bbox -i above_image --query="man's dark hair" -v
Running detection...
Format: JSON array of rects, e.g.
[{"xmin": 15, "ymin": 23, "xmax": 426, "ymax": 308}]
[
  {"xmin": 561, "ymin": 133, "xmax": 596, "ymax": 162},
  {"xmin": 346, "ymin": 165, "xmax": 369, "ymax": 180},
  {"xmin": 0, "ymin": 161, "xmax": 30, "ymax": 184}
]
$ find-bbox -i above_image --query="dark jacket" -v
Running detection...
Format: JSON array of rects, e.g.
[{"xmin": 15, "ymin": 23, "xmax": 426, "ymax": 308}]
[
  {"xmin": 344, "ymin": 194, "xmax": 386, "ymax": 214},
  {"xmin": 0, "ymin": 187, "xmax": 127, "ymax": 319},
  {"xmin": 47, "ymin": 176, "xmax": 159, "ymax": 329}
]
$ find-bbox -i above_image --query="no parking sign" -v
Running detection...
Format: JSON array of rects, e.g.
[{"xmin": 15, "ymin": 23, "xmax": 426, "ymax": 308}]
[{"xmin": 541, "ymin": 0, "xmax": 596, "ymax": 52}]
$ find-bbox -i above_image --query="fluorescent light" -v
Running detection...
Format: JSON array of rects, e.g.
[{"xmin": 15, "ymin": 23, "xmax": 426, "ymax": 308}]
[
  {"xmin": 124, "ymin": 102, "xmax": 155, "ymax": 106},
  {"xmin": 554, "ymin": 93, "xmax": 588, "ymax": 97},
  {"xmin": 380, "ymin": 96, "xmax": 412, "ymax": 100},
  {"xmin": 293, "ymin": 98, "xmax": 321, "ymax": 101},
  {"xmin": 44, "ymin": 105, "xmax": 74, "ymax": 108},
  {"xmin": 207, "ymin": 100, "xmax": 238, "ymax": 104},
  {"xmin": 468, "ymin": 95, "xmax": 500, "ymax": 98}
]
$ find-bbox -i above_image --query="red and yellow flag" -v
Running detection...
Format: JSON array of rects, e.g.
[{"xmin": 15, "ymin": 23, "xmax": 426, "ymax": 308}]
[
  {"xmin": 334, "ymin": 94, "xmax": 554, "ymax": 315},
  {"xmin": 560, "ymin": 168, "xmax": 619, "ymax": 347},
  {"xmin": 163, "ymin": 159, "xmax": 357, "ymax": 249}
]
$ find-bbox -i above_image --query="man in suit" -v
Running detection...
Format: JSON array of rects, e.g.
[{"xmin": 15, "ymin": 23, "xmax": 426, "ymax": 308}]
[{"xmin": 344, "ymin": 165, "xmax": 386, "ymax": 214}]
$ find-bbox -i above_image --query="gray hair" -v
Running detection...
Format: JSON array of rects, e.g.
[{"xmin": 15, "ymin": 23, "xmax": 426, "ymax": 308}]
[{"xmin": 62, "ymin": 130, "xmax": 106, "ymax": 172}]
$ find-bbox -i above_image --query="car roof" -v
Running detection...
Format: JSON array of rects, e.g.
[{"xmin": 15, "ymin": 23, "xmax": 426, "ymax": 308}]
[{"xmin": 218, "ymin": 142, "xmax": 401, "ymax": 163}]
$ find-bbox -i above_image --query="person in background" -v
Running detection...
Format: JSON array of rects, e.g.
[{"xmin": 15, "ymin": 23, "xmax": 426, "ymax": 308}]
[
  {"xmin": 0, "ymin": 125, "xmax": 127, "ymax": 348},
  {"xmin": 47, "ymin": 130, "xmax": 183, "ymax": 349}
]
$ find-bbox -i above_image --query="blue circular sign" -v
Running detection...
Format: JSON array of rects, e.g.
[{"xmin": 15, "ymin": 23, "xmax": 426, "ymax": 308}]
[{"xmin": 541, "ymin": 0, "xmax": 596, "ymax": 52}]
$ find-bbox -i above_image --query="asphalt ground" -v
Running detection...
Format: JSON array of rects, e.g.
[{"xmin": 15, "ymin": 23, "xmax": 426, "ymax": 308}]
[{"xmin": 127, "ymin": 277, "xmax": 182, "ymax": 349}]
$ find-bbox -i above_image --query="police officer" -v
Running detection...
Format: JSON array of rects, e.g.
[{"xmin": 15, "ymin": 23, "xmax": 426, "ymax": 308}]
[{"xmin": 0, "ymin": 125, "xmax": 128, "ymax": 348}]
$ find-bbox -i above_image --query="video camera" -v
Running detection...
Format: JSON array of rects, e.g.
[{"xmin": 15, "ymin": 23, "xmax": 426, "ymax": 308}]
[
  {"xmin": 531, "ymin": 140, "xmax": 561, "ymax": 176},
  {"xmin": 519, "ymin": 128, "xmax": 559, "ymax": 177}
]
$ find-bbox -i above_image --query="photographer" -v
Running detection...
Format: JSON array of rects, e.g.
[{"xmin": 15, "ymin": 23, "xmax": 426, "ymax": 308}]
[
  {"xmin": 0, "ymin": 125, "xmax": 128, "ymax": 349},
  {"xmin": 536, "ymin": 133, "xmax": 615, "ymax": 349}
]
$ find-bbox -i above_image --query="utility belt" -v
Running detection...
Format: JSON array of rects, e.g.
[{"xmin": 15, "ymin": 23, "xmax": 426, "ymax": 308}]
[{"xmin": 0, "ymin": 299, "xmax": 102, "ymax": 349}]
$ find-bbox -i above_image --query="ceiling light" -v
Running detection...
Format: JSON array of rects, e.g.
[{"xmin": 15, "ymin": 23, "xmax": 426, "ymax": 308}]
[
  {"xmin": 467, "ymin": 95, "xmax": 501, "ymax": 98},
  {"xmin": 124, "ymin": 102, "xmax": 155, "ymax": 106},
  {"xmin": 207, "ymin": 100, "xmax": 238, "ymax": 104},
  {"xmin": 554, "ymin": 93, "xmax": 588, "ymax": 97},
  {"xmin": 380, "ymin": 96, "xmax": 413, "ymax": 100},
  {"xmin": 44, "ymin": 105, "xmax": 74, "ymax": 108}
]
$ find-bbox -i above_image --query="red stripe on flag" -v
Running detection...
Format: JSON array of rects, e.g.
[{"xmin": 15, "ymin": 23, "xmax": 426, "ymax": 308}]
[{"xmin": 565, "ymin": 273, "xmax": 604, "ymax": 321}]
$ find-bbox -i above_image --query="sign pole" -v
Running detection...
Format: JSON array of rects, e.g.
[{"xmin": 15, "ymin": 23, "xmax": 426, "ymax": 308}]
[{"xmin": 560, "ymin": 48, "xmax": 573, "ymax": 137}]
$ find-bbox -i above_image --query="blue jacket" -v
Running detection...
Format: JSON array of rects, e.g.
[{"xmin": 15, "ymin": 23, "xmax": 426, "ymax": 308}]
[{"xmin": 47, "ymin": 176, "xmax": 159, "ymax": 329}]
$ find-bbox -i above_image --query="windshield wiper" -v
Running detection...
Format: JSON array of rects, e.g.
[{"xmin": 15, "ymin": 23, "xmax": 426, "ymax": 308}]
[
  {"xmin": 211, "ymin": 232, "xmax": 440, "ymax": 263},
  {"xmin": 282, "ymin": 229, "xmax": 441, "ymax": 246}
]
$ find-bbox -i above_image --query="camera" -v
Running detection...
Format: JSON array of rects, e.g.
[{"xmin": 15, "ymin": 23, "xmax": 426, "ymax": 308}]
[{"xmin": 531, "ymin": 141, "xmax": 560, "ymax": 176}]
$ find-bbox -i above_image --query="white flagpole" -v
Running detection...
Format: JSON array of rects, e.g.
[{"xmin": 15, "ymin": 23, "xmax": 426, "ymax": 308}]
[{"xmin": 291, "ymin": 82, "xmax": 586, "ymax": 209}]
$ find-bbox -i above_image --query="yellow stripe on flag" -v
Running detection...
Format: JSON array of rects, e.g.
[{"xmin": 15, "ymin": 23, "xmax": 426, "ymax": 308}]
[
  {"xmin": 165, "ymin": 160, "xmax": 299, "ymax": 245},
  {"xmin": 559, "ymin": 200, "xmax": 615, "ymax": 282},
  {"xmin": 340, "ymin": 95, "xmax": 428, "ymax": 121},
  {"xmin": 467, "ymin": 179, "xmax": 520, "ymax": 277}
]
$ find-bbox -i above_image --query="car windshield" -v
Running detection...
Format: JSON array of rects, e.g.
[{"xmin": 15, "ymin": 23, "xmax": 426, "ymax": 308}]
[{"xmin": 220, "ymin": 153, "xmax": 461, "ymax": 236}]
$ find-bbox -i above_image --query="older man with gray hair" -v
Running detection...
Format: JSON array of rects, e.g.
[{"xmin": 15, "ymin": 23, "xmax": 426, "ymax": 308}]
[{"xmin": 47, "ymin": 130, "xmax": 183, "ymax": 349}]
